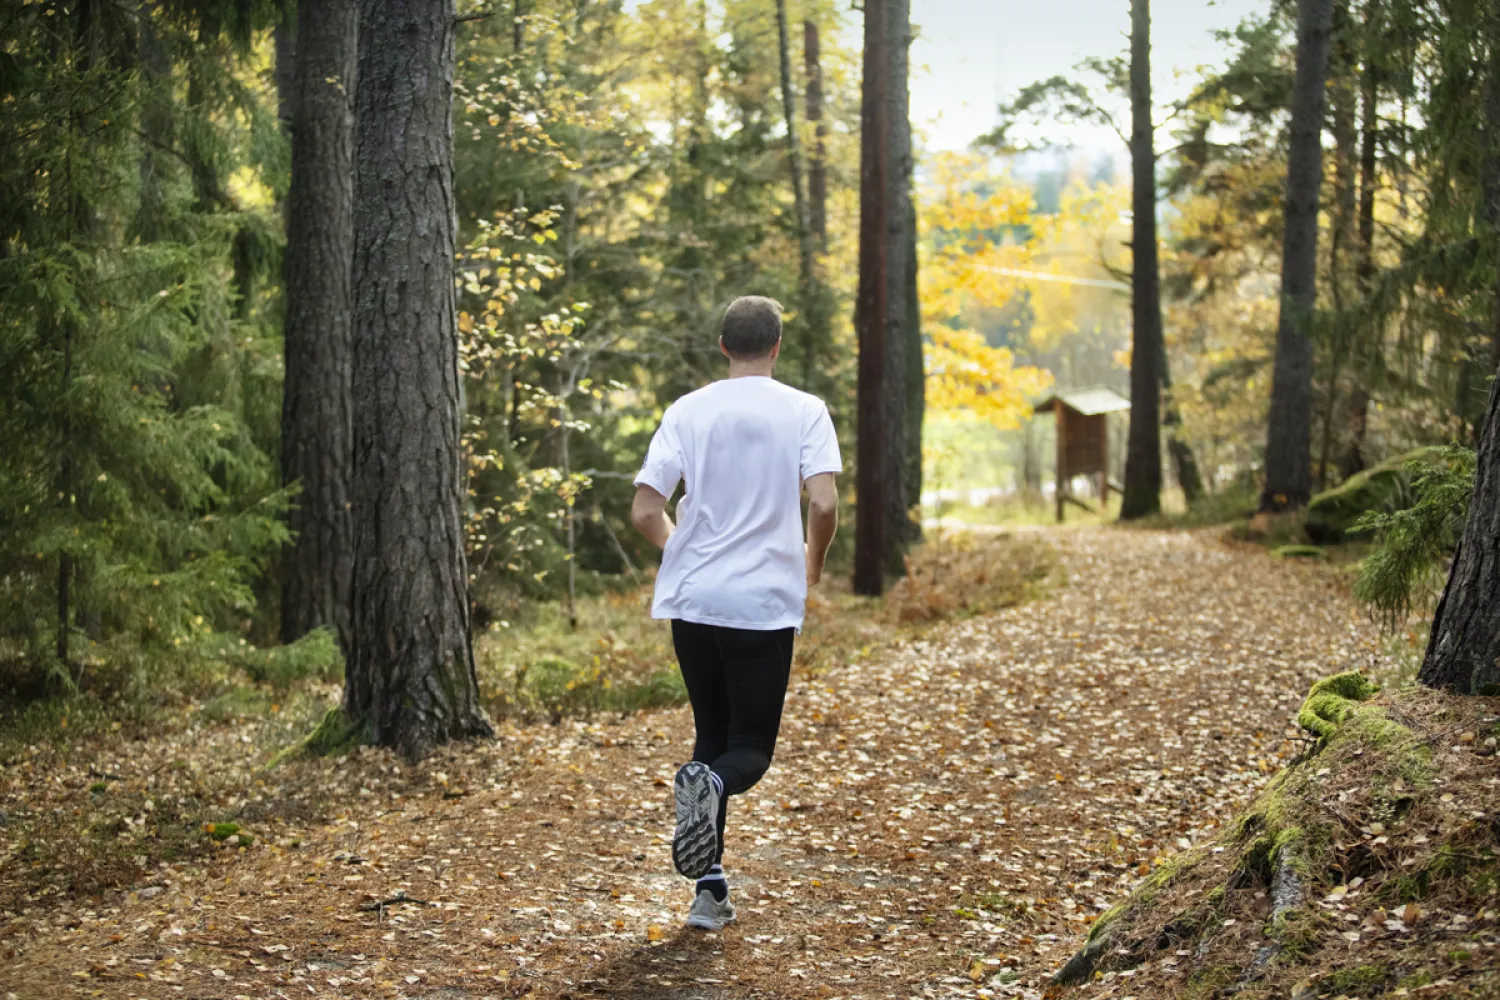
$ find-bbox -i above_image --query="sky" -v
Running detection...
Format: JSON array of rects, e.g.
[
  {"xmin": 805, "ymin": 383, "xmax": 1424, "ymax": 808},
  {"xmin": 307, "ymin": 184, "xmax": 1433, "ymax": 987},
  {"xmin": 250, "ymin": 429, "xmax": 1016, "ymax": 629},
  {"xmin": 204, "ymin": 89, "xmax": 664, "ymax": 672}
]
[{"xmin": 908, "ymin": 0, "xmax": 1269, "ymax": 155}]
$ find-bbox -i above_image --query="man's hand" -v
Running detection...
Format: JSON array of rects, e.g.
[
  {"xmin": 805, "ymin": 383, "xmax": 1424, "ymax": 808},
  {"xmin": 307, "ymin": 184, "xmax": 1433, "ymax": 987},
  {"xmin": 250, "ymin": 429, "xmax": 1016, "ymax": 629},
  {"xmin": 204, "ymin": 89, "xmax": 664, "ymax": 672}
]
[
  {"xmin": 804, "ymin": 473, "xmax": 838, "ymax": 589},
  {"xmin": 806, "ymin": 545, "xmax": 823, "ymax": 587},
  {"xmin": 630, "ymin": 485, "xmax": 675, "ymax": 549}
]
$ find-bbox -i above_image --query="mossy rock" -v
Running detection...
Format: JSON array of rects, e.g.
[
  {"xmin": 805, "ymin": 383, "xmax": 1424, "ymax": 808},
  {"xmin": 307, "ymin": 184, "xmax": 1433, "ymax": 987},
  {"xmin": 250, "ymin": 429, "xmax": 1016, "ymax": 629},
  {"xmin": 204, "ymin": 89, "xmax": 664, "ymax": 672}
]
[
  {"xmin": 1297, "ymin": 671, "xmax": 1380, "ymax": 741},
  {"xmin": 1304, "ymin": 447, "xmax": 1440, "ymax": 544}
]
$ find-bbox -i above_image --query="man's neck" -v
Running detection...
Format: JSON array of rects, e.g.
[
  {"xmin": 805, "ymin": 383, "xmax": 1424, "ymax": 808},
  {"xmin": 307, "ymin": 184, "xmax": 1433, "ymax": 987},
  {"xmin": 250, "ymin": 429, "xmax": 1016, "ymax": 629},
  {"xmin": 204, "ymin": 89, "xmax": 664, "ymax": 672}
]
[{"xmin": 727, "ymin": 360, "xmax": 775, "ymax": 379}]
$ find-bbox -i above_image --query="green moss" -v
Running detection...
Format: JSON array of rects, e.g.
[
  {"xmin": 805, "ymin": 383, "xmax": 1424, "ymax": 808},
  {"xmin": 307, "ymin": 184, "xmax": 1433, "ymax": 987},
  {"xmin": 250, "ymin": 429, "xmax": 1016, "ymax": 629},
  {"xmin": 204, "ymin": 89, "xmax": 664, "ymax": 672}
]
[
  {"xmin": 1185, "ymin": 965, "xmax": 1236, "ymax": 999},
  {"xmin": 1084, "ymin": 850, "xmax": 1204, "ymax": 946},
  {"xmin": 204, "ymin": 821, "xmax": 251, "ymax": 845},
  {"xmin": 1328, "ymin": 710, "xmax": 1434, "ymax": 786},
  {"xmin": 1398, "ymin": 970, "xmax": 1435, "ymax": 990},
  {"xmin": 1326, "ymin": 965, "xmax": 1389, "ymax": 991},
  {"xmin": 1297, "ymin": 671, "xmax": 1380, "ymax": 740},
  {"xmin": 1272, "ymin": 544, "xmax": 1326, "ymax": 559},
  {"xmin": 269, "ymin": 705, "xmax": 368, "ymax": 767},
  {"xmin": 1270, "ymin": 907, "xmax": 1327, "ymax": 955}
]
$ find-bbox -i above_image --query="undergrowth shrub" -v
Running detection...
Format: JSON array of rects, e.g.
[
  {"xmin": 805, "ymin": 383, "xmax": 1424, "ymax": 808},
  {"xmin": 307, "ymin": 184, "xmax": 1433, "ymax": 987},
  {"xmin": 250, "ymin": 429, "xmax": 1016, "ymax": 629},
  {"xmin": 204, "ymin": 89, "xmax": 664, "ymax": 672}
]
[{"xmin": 1353, "ymin": 446, "xmax": 1474, "ymax": 632}]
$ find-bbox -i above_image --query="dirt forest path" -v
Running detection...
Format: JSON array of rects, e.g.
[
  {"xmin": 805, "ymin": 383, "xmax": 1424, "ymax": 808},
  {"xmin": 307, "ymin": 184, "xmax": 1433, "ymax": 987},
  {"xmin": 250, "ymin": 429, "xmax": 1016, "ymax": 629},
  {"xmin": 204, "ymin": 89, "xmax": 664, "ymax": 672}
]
[{"xmin": 4, "ymin": 528, "xmax": 1394, "ymax": 1000}]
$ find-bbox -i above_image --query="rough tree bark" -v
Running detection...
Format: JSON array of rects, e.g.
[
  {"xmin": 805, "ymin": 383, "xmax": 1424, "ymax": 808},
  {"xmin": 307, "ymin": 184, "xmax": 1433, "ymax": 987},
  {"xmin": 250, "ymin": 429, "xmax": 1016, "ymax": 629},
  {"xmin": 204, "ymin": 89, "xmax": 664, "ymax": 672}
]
[
  {"xmin": 1261, "ymin": 0, "xmax": 1335, "ymax": 512},
  {"xmin": 853, "ymin": 0, "xmax": 914, "ymax": 595},
  {"xmin": 1120, "ymin": 0, "xmax": 1163, "ymax": 520},
  {"xmin": 346, "ymin": 0, "xmax": 493, "ymax": 758},
  {"xmin": 803, "ymin": 19, "xmax": 828, "ymax": 248},
  {"xmin": 281, "ymin": 0, "xmax": 356, "ymax": 649},
  {"xmin": 1419, "ymin": 370, "xmax": 1500, "ymax": 694}
]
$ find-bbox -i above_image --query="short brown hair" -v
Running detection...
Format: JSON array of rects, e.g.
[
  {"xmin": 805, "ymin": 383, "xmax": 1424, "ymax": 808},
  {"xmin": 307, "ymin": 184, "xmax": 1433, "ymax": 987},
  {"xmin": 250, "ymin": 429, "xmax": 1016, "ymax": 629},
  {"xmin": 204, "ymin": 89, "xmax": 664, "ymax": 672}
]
[{"xmin": 720, "ymin": 296, "xmax": 783, "ymax": 359}]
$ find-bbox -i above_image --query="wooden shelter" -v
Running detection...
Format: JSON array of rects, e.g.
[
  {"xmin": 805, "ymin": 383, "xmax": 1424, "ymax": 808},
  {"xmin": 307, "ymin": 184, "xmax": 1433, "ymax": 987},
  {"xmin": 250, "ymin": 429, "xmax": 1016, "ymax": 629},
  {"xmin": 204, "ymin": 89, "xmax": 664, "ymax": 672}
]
[{"xmin": 1033, "ymin": 387, "xmax": 1132, "ymax": 522}]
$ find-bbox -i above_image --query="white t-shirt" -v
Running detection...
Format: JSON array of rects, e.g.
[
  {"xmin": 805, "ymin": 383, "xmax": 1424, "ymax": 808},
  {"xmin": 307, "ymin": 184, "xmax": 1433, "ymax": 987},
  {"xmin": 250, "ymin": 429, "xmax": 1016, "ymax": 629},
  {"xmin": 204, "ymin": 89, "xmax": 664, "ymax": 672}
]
[{"xmin": 635, "ymin": 376, "xmax": 842, "ymax": 631}]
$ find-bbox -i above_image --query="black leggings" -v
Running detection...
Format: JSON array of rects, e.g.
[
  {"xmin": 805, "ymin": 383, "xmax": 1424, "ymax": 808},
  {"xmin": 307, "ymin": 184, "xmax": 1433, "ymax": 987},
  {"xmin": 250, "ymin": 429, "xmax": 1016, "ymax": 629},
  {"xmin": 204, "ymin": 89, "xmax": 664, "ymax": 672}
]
[{"xmin": 671, "ymin": 620, "xmax": 795, "ymax": 865}]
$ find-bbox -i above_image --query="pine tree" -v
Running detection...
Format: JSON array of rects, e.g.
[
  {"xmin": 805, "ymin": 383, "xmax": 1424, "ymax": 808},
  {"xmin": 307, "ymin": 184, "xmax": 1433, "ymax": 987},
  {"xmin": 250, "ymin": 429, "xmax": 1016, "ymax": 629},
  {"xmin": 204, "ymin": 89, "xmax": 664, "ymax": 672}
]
[
  {"xmin": 343, "ymin": 0, "xmax": 494, "ymax": 758},
  {"xmin": 1261, "ymin": 0, "xmax": 1335, "ymax": 512},
  {"xmin": 854, "ymin": 0, "xmax": 915, "ymax": 595},
  {"xmin": 0, "ymin": 0, "xmax": 290, "ymax": 686},
  {"xmin": 281, "ymin": 0, "xmax": 357, "ymax": 648},
  {"xmin": 1120, "ymin": 0, "xmax": 1163, "ymax": 520}
]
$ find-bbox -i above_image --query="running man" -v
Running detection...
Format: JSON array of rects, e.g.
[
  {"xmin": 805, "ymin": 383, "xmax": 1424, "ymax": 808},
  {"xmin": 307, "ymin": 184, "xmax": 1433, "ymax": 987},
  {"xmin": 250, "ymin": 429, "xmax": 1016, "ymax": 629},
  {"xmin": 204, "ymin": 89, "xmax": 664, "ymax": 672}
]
[{"xmin": 630, "ymin": 295, "xmax": 841, "ymax": 931}]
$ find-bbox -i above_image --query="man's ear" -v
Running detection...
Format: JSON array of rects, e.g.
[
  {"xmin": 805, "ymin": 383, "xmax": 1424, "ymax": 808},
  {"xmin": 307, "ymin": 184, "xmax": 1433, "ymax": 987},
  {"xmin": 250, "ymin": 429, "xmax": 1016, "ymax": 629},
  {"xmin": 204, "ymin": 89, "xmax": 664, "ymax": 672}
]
[
  {"xmin": 769, "ymin": 337, "xmax": 781, "ymax": 360},
  {"xmin": 719, "ymin": 336, "xmax": 731, "ymax": 359}
]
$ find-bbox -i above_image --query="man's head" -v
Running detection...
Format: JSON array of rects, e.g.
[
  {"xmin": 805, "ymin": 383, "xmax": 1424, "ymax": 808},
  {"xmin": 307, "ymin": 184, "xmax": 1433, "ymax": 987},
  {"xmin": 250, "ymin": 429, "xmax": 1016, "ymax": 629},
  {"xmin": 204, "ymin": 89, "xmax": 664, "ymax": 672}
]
[{"xmin": 719, "ymin": 295, "xmax": 783, "ymax": 362}]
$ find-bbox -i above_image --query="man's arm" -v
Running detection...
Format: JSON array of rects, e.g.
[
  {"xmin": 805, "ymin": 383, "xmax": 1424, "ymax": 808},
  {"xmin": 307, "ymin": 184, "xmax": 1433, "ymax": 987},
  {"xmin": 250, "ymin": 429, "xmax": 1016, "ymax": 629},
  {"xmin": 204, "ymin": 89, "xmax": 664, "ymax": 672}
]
[
  {"xmin": 804, "ymin": 472, "xmax": 839, "ymax": 586},
  {"xmin": 631, "ymin": 484, "xmax": 675, "ymax": 550}
]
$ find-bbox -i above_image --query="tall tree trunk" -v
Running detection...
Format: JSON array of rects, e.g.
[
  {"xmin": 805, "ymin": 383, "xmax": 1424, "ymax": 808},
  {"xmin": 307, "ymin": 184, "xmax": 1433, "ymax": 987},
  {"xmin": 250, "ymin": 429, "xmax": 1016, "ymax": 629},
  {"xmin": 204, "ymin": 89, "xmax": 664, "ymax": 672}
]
[
  {"xmin": 803, "ymin": 19, "xmax": 828, "ymax": 249},
  {"xmin": 1484, "ymin": 2, "xmax": 1500, "ymax": 374},
  {"xmin": 281, "ymin": 0, "xmax": 357, "ymax": 649},
  {"xmin": 1261, "ymin": 0, "xmax": 1335, "ymax": 512},
  {"xmin": 853, "ymin": 0, "xmax": 912, "ymax": 595},
  {"xmin": 904, "ymin": 191, "xmax": 923, "ymax": 531},
  {"xmin": 799, "ymin": 18, "xmax": 834, "ymax": 397},
  {"xmin": 274, "ymin": 18, "xmax": 297, "ymax": 133},
  {"xmin": 774, "ymin": 0, "xmax": 818, "ymax": 391},
  {"xmin": 1419, "ymin": 370, "xmax": 1500, "ymax": 693},
  {"xmin": 1317, "ymin": 0, "xmax": 1359, "ymax": 491},
  {"xmin": 1342, "ymin": 0, "xmax": 1381, "ymax": 480},
  {"xmin": 1120, "ymin": 0, "xmax": 1162, "ymax": 520},
  {"xmin": 347, "ymin": 0, "xmax": 493, "ymax": 758},
  {"xmin": 135, "ymin": 1, "xmax": 174, "ymax": 242}
]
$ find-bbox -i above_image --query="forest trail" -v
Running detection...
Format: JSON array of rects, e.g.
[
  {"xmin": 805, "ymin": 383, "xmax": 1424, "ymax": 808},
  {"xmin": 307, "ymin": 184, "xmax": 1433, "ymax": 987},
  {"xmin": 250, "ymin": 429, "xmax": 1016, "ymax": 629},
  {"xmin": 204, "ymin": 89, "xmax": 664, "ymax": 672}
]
[{"xmin": 4, "ymin": 528, "xmax": 1393, "ymax": 1000}]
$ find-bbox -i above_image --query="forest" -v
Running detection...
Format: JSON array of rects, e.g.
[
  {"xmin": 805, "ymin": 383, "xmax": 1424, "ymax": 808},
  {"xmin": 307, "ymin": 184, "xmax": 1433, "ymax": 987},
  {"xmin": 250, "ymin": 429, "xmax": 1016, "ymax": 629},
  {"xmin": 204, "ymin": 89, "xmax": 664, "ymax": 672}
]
[{"xmin": 1, "ymin": 0, "xmax": 1500, "ymax": 996}]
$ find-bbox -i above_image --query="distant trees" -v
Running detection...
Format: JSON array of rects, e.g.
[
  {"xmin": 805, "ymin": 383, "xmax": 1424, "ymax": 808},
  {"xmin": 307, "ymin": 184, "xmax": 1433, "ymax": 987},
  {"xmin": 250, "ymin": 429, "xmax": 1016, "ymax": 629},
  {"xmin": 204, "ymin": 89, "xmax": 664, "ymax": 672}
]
[
  {"xmin": 854, "ymin": 0, "xmax": 919, "ymax": 595},
  {"xmin": 1119, "ymin": 0, "xmax": 1163, "ymax": 520},
  {"xmin": 280, "ymin": 0, "xmax": 357, "ymax": 649},
  {"xmin": 1261, "ymin": 0, "xmax": 1336, "ymax": 512},
  {"xmin": 343, "ymin": 0, "xmax": 492, "ymax": 757}
]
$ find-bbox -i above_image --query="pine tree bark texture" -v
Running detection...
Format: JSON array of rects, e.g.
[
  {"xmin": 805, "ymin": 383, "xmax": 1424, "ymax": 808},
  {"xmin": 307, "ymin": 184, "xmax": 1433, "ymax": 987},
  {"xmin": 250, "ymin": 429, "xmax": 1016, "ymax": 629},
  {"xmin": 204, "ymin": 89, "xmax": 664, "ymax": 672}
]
[
  {"xmin": 281, "ymin": 0, "xmax": 356, "ymax": 649},
  {"xmin": 1120, "ymin": 0, "xmax": 1163, "ymax": 520},
  {"xmin": 1261, "ymin": 0, "xmax": 1334, "ymax": 511},
  {"xmin": 853, "ymin": 0, "xmax": 914, "ymax": 595},
  {"xmin": 1419, "ymin": 370, "xmax": 1500, "ymax": 693},
  {"xmin": 346, "ymin": 0, "xmax": 493, "ymax": 757}
]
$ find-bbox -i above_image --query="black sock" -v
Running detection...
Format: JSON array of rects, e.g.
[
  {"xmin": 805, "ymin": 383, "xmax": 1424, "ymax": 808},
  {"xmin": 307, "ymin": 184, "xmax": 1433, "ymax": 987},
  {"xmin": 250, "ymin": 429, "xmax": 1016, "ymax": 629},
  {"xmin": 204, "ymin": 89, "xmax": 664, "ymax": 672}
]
[{"xmin": 696, "ymin": 864, "xmax": 727, "ymax": 902}]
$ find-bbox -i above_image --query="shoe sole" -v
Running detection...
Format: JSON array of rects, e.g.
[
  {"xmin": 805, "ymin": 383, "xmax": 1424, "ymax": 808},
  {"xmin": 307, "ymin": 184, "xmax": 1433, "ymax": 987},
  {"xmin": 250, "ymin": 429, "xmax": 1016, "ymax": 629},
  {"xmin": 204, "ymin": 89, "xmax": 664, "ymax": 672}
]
[
  {"xmin": 672, "ymin": 762, "xmax": 719, "ymax": 880},
  {"xmin": 686, "ymin": 907, "xmax": 737, "ymax": 931}
]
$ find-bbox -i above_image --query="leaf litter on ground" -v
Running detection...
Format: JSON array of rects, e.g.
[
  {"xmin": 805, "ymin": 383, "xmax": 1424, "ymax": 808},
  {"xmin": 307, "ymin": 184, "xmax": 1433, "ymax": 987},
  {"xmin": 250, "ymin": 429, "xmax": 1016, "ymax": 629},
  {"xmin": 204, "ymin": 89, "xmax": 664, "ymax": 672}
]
[{"xmin": 0, "ymin": 527, "xmax": 1401, "ymax": 999}]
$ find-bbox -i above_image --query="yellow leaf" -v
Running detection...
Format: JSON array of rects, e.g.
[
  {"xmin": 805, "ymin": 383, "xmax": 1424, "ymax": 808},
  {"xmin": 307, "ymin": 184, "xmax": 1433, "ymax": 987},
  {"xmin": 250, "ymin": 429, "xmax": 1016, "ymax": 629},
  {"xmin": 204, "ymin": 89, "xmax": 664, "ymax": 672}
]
[{"xmin": 646, "ymin": 924, "xmax": 664, "ymax": 942}]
